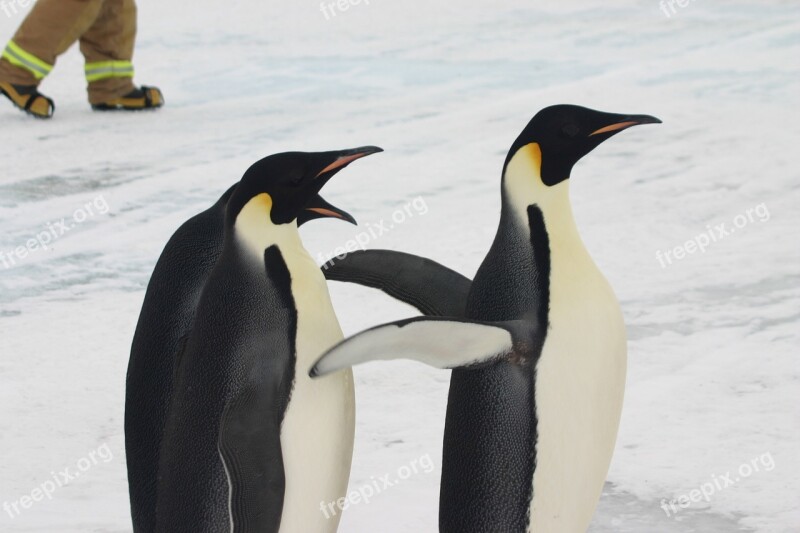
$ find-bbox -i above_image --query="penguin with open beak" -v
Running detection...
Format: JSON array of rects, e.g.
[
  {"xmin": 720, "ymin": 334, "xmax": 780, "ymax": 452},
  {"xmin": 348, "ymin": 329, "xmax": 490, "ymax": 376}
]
[
  {"xmin": 151, "ymin": 147, "xmax": 381, "ymax": 533},
  {"xmin": 125, "ymin": 152, "xmax": 362, "ymax": 532}
]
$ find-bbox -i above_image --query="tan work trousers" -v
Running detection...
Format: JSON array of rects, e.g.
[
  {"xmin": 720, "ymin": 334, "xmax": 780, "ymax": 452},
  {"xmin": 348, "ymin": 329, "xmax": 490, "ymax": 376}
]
[{"xmin": 0, "ymin": 0, "xmax": 137, "ymax": 104}]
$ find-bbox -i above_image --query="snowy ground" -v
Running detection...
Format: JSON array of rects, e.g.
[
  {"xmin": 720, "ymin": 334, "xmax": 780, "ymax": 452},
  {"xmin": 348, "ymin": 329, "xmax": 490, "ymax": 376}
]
[{"xmin": 1, "ymin": 0, "xmax": 799, "ymax": 531}]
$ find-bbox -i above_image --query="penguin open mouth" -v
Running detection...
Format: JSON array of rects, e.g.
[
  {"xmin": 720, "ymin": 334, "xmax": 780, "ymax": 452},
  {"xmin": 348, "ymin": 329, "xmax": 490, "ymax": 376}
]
[
  {"xmin": 315, "ymin": 146, "xmax": 384, "ymax": 179},
  {"xmin": 315, "ymin": 153, "xmax": 370, "ymax": 177},
  {"xmin": 300, "ymin": 200, "xmax": 358, "ymax": 225},
  {"xmin": 297, "ymin": 146, "xmax": 383, "ymax": 226}
]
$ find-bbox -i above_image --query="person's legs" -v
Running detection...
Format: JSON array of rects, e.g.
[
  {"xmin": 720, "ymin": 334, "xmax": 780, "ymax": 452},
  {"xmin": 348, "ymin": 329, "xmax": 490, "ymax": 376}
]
[
  {"xmin": 79, "ymin": 0, "xmax": 137, "ymax": 104},
  {"xmin": 0, "ymin": 0, "xmax": 102, "ymax": 117},
  {"xmin": 79, "ymin": 0, "xmax": 163, "ymax": 110},
  {"xmin": 0, "ymin": 0, "xmax": 103, "ymax": 86}
]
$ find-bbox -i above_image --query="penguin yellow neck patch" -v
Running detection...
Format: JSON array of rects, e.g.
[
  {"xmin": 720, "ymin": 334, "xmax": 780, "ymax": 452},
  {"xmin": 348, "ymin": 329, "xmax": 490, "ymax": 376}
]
[
  {"xmin": 519, "ymin": 142, "xmax": 543, "ymax": 173},
  {"xmin": 235, "ymin": 193, "xmax": 304, "ymax": 260},
  {"xmin": 249, "ymin": 193, "xmax": 273, "ymax": 214},
  {"xmin": 504, "ymin": 142, "xmax": 584, "ymax": 246},
  {"xmin": 504, "ymin": 142, "xmax": 551, "ymax": 208}
]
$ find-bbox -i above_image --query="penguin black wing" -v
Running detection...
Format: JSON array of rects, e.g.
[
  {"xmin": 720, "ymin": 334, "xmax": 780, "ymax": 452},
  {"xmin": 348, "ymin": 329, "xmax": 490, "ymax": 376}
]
[
  {"xmin": 310, "ymin": 316, "xmax": 539, "ymax": 377},
  {"xmin": 218, "ymin": 368, "xmax": 286, "ymax": 533},
  {"xmin": 125, "ymin": 183, "xmax": 236, "ymax": 533},
  {"xmin": 215, "ymin": 247, "xmax": 298, "ymax": 533},
  {"xmin": 322, "ymin": 249, "xmax": 472, "ymax": 317},
  {"xmin": 155, "ymin": 246, "xmax": 296, "ymax": 533}
]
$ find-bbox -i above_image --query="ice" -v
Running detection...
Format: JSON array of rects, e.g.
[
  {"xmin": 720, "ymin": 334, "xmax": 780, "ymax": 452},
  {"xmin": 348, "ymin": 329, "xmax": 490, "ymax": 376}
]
[{"xmin": 1, "ymin": 0, "xmax": 798, "ymax": 531}]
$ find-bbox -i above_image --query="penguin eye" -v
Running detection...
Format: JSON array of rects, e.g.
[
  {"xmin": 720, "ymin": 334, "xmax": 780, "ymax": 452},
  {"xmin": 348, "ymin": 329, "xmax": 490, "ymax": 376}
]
[{"xmin": 561, "ymin": 124, "xmax": 581, "ymax": 138}]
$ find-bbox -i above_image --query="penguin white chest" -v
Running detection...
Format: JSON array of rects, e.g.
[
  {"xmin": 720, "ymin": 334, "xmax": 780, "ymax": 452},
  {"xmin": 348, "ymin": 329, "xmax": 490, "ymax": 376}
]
[
  {"xmin": 502, "ymin": 150, "xmax": 628, "ymax": 532},
  {"xmin": 278, "ymin": 250, "xmax": 355, "ymax": 533},
  {"xmin": 528, "ymin": 253, "xmax": 627, "ymax": 533},
  {"xmin": 234, "ymin": 206, "xmax": 355, "ymax": 533}
]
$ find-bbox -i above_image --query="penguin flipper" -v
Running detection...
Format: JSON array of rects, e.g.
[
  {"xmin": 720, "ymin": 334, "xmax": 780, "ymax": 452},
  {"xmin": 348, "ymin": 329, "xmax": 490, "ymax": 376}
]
[
  {"xmin": 310, "ymin": 316, "xmax": 537, "ymax": 377},
  {"xmin": 322, "ymin": 250, "xmax": 471, "ymax": 317},
  {"xmin": 218, "ymin": 382, "xmax": 286, "ymax": 533}
]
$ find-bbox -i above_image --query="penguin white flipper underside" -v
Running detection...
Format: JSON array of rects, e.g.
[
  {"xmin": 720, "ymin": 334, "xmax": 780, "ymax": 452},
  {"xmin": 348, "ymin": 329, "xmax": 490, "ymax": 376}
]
[
  {"xmin": 322, "ymin": 250, "xmax": 472, "ymax": 317},
  {"xmin": 310, "ymin": 316, "xmax": 537, "ymax": 377},
  {"xmin": 218, "ymin": 376, "xmax": 285, "ymax": 533}
]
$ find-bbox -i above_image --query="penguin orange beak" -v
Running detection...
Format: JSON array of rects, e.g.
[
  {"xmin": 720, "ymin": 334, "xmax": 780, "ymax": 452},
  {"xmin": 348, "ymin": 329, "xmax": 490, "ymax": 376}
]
[
  {"xmin": 589, "ymin": 114, "xmax": 662, "ymax": 137},
  {"xmin": 298, "ymin": 146, "xmax": 383, "ymax": 227},
  {"xmin": 299, "ymin": 194, "xmax": 357, "ymax": 226},
  {"xmin": 315, "ymin": 146, "xmax": 384, "ymax": 178}
]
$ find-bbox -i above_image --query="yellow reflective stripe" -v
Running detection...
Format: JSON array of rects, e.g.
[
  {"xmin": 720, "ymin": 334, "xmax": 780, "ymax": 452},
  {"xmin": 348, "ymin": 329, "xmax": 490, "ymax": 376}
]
[
  {"xmin": 1, "ymin": 41, "xmax": 53, "ymax": 79},
  {"xmin": 85, "ymin": 60, "xmax": 134, "ymax": 82}
]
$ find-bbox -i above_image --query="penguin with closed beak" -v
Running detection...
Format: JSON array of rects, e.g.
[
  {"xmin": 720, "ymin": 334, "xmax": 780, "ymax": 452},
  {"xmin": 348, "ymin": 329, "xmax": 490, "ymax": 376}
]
[
  {"xmin": 154, "ymin": 147, "xmax": 381, "ymax": 533},
  {"xmin": 312, "ymin": 105, "xmax": 661, "ymax": 532}
]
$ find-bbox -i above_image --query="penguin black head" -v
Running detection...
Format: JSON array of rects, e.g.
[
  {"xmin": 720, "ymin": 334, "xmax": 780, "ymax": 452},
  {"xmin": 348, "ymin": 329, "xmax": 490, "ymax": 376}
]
[
  {"xmin": 226, "ymin": 146, "xmax": 383, "ymax": 227},
  {"xmin": 504, "ymin": 105, "xmax": 661, "ymax": 186}
]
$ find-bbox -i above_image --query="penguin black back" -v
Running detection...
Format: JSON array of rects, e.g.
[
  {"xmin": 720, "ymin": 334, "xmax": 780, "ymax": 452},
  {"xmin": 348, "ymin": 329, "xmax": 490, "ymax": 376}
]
[{"xmin": 125, "ymin": 184, "xmax": 235, "ymax": 533}]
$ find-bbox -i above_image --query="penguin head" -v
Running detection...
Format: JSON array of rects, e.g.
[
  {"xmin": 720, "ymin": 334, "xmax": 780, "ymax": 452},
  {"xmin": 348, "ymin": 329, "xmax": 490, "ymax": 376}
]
[
  {"xmin": 226, "ymin": 146, "xmax": 383, "ymax": 227},
  {"xmin": 504, "ymin": 105, "xmax": 661, "ymax": 186}
]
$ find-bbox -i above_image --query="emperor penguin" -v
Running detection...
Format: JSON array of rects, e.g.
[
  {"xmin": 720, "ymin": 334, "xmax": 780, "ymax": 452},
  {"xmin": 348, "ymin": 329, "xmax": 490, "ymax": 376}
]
[
  {"xmin": 311, "ymin": 105, "xmax": 661, "ymax": 532},
  {"xmin": 152, "ymin": 147, "xmax": 381, "ymax": 533},
  {"xmin": 125, "ymin": 183, "xmax": 355, "ymax": 532}
]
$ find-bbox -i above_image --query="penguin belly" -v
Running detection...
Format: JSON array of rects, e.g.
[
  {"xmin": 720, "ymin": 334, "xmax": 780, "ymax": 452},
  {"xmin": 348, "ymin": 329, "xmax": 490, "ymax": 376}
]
[
  {"xmin": 528, "ymin": 256, "xmax": 627, "ymax": 532},
  {"xmin": 278, "ymin": 250, "xmax": 355, "ymax": 532}
]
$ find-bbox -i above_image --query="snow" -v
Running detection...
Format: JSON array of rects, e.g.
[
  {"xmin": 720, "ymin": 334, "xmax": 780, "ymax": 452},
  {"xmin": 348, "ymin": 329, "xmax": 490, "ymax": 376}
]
[{"xmin": 1, "ymin": 0, "xmax": 798, "ymax": 531}]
